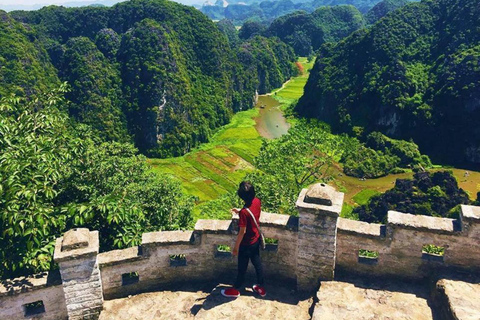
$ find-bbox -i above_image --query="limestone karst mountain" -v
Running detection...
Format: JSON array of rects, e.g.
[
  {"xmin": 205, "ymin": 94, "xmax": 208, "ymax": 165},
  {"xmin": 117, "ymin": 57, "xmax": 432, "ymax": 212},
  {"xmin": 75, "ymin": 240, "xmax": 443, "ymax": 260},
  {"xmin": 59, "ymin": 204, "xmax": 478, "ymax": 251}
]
[{"xmin": 297, "ymin": 0, "xmax": 480, "ymax": 166}]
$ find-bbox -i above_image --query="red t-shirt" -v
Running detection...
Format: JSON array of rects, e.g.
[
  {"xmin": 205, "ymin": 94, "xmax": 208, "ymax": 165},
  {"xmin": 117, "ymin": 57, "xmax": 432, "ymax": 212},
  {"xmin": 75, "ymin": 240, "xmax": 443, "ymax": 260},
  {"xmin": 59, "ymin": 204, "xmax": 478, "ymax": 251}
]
[{"xmin": 238, "ymin": 197, "xmax": 261, "ymax": 246}]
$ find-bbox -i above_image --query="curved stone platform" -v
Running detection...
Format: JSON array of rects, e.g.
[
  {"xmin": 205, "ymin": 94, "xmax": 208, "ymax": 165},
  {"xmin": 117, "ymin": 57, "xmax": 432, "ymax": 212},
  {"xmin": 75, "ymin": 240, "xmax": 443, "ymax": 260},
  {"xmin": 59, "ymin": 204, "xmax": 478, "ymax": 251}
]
[{"xmin": 98, "ymin": 282, "xmax": 312, "ymax": 320}]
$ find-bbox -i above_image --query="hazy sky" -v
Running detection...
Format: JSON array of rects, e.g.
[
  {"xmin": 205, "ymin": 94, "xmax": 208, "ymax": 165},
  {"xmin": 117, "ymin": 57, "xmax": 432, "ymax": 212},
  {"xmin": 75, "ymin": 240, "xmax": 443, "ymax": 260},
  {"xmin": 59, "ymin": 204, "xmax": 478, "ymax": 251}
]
[
  {"xmin": 0, "ymin": 0, "xmax": 201, "ymax": 9},
  {"xmin": 1, "ymin": 0, "xmax": 95, "ymax": 4}
]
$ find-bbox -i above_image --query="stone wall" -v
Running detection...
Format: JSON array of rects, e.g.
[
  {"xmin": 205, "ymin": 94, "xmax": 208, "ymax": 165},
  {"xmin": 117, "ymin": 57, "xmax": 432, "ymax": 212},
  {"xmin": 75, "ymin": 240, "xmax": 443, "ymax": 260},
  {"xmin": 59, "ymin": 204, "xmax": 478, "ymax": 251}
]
[
  {"xmin": 54, "ymin": 229, "xmax": 104, "ymax": 320},
  {"xmin": 335, "ymin": 205, "xmax": 480, "ymax": 278},
  {"xmin": 296, "ymin": 184, "xmax": 343, "ymax": 292},
  {"xmin": 1, "ymin": 184, "xmax": 480, "ymax": 320},
  {"xmin": 0, "ymin": 272, "xmax": 68, "ymax": 320},
  {"xmin": 99, "ymin": 211, "xmax": 299, "ymax": 300}
]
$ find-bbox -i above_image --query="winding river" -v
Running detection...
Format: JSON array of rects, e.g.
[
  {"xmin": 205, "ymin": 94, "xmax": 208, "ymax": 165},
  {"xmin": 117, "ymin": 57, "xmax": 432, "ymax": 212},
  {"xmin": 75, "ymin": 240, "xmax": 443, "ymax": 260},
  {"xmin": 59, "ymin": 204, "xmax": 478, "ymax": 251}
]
[{"xmin": 254, "ymin": 95, "xmax": 290, "ymax": 139}]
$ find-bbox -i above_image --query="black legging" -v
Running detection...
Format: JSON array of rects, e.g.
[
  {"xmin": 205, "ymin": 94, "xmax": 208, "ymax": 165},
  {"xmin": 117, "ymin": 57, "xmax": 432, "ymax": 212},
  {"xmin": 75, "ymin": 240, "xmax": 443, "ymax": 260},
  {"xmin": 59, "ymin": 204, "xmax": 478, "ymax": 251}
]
[{"xmin": 234, "ymin": 239, "xmax": 264, "ymax": 289}]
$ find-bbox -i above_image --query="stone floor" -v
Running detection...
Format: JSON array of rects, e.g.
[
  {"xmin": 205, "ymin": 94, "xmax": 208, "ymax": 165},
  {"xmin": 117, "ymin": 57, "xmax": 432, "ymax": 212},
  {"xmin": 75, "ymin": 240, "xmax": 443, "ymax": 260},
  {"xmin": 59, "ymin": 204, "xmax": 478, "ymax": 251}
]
[
  {"xmin": 313, "ymin": 277, "xmax": 435, "ymax": 320},
  {"xmin": 99, "ymin": 282, "xmax": 313, "ymax": 320},
  {"xmin": 436, "ymin": 279, "xmax": 480, "ymax": 320},
  {"xmin": 99, "ymin": 277, "xmax": 480, "ymax": 320}
]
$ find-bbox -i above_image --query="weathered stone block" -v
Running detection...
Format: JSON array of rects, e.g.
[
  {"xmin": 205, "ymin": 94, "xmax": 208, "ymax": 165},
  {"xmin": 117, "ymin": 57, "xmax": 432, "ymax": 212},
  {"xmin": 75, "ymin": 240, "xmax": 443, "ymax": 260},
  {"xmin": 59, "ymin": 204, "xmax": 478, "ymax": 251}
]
[{"xmin": 62, "ymin": 228, "xmax": 90, "ymax": 251}]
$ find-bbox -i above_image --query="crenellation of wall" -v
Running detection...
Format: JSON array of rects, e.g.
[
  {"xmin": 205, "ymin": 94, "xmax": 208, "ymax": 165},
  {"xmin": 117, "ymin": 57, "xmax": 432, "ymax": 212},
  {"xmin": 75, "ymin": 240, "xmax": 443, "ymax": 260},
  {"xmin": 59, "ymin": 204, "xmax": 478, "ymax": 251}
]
[
  {"xmin": 296, "ymin": 184, "xmax": 344, "ymax": 292},
  {"xmin": 2, "ymin": 185, "xmax": 480, "ymax": 320},
  {"xmin": 0, "ymin": 272, "xmax": 68, "ymax": 320},
  {"xmin": 54, "ymin": 229, "xmax": 104, "ymax": 320},
  {"xmin": 98, "ymin": 212, "xmax": 299, "ymax": 300},
  {"xmin": 336, "ymin": 207, "xmax": 480, "ymax": 279}
]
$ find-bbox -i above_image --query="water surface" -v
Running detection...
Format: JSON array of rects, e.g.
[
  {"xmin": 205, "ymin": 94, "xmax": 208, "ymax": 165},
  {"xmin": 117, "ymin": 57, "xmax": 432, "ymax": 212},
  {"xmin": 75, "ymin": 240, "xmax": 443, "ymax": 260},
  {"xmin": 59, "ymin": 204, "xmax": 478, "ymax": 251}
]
[{"xmin": 254, "ymin": 95, "xmax": 290, "ymax": 139}]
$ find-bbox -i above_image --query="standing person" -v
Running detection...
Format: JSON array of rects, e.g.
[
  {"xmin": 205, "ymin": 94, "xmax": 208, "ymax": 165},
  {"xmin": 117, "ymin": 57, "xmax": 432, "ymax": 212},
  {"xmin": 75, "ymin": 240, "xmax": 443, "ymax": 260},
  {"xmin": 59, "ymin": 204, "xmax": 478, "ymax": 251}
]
[{"xmin": 221, "ymin": 181, "xmax": 266, "ymax": 298}]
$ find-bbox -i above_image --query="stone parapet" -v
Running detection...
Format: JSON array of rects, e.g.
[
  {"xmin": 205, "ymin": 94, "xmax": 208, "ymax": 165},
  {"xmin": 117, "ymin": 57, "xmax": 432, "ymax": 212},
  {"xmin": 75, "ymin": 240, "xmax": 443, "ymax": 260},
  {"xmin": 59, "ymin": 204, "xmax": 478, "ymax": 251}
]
[
  {"xmin": 54, "ymin": 228, "xmax": 103, "ymax": 320},
  {"xmin": 99, "ymin": 213, "xmax": 298, "ymax": 299},
  {"xmin": 336, "ymin": 204, "xmax": 480, "ymax": 279},
  {"xmin": 296, "ymin": 183, "xmax": 344, "ymax": 292},
  {"xmin": 2, "ymin": 184, "xmax": 480, "ymax": 319}
]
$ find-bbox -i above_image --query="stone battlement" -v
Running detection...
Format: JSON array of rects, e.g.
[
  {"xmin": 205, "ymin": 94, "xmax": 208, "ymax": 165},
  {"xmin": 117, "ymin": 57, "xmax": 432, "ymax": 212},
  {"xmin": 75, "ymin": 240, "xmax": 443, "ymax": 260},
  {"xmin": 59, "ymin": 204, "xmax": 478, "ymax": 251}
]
[{"xmin": 1, "ymin": 184, "xmax": 480, "ymax": 319}]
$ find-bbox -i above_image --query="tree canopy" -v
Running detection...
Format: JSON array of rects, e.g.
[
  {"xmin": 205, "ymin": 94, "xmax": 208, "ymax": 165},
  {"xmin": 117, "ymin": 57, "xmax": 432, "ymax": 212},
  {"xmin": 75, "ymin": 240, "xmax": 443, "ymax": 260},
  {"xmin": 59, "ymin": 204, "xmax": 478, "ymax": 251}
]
[{"xmin": 0, "ymin": 86, "xmax": 193, "ymax": 279}]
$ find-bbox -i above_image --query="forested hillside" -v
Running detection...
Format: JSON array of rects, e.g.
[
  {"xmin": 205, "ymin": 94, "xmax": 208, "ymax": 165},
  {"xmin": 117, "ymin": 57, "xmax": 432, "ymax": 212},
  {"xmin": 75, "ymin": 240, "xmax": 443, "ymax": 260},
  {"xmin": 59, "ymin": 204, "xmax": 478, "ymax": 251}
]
[
  {"xmin": 201, "ymin": 0, "xmax": 385, "ymax": 24},
  {"xmin": 364, "ymin": 0, "xmax": 411, "ymax": 24},
  {"xmin": 266, "ymin": 5, "xmax": 365, "ymax": 55},
  {"xmin": 297, "ymin": 0, "xmax": 480, "ymax": 167},
  {"xmin": 0, "ymin": 11, "xmax": 59, "ymax": 97},
  {"xmin": 233, "ymin": 0, "xmax": 411, "ymax": 56},
  {"xmin": 6, "ymin": 0, "xmax": 296, "ymax": 157}
]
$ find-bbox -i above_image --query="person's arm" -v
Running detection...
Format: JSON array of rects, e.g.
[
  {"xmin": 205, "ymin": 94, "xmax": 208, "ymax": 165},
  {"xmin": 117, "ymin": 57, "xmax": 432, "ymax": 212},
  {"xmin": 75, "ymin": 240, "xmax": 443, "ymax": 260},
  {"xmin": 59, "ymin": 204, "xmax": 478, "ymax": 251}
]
[
  {"xmin": 233, "ymin": 208, "xmax": 246, "ymax": 256},
  {"xmin": 233, "ymin": 227, "xmax": 246, "ymax": 256}
]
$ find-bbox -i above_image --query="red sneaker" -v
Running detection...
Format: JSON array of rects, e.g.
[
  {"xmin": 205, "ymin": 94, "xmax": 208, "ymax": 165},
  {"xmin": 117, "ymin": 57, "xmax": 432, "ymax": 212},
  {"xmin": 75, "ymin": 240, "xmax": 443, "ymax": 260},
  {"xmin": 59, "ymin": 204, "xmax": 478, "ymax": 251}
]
[
  {"xmin": 252, "ymin": 284, "xmax": 266, "ymax": 297},
  {"xmin": 221, "ymin": 288, "xmax": 240, "ymax": 298}
]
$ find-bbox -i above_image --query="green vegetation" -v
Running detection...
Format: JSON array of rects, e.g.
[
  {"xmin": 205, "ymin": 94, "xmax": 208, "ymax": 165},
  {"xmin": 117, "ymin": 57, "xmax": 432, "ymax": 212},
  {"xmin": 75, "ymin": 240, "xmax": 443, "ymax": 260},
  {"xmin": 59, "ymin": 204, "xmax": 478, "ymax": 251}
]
[
  {"xmin": 297, "ymin": 0, "xmax": 480, "ymax": 166},
  {"xmin": 170, "ymin": 254, "xmax": 186, "ymax": 261},
  {"xmin": 60, "ymin": 36, "xmax": 129, "ymax": 142},
  {"xmin": 272, "ymin": 57, "xmax": 315, "ymax": 117},
  {"xmin": 217, "ymin": 244, "xmax": 232, "ymax": 252},
  {"xmin": 0, "ymin": 11, "xmax": 59, "ymax": 98},
  {"xmin": 201, "ymin": 0, "xmax": 388, "ymax": 25},
  {"xmin": 342, "ymin": 131, "xmax": 431, "ymax": 178},
  {"xmin": 359, "ymin": 249, "xmax": 379, "ymax": 258},
  {"xmin": 265, "ymin": 237, "xmax": 279, "ymax": 245},
  {"xmin": 237, "ymin": 36, "xmax": 297, "ymax": 95},
  {"xmin": 0, "ymin": 87, "xmax": 194, "ymax": 279},
  {"xmin": 8, "ymin": 0, "xmax": 296, "ymax": 157},
  {"xmin": 266, "ymin": 6, "xmax": 365, "ymax": 55},
  {"xmin": 365, "ymin": 0, "xmax": 411, "ymax": 24},
  {"xmin": 149, "ymin": 107, "xmax": 262, "ymax": 207},
  {"xmin": 422, "ymin": 244, "xmax": 445, "ymax": 256},
  {"xmin": 245, "ymin": 120, "xmax": 350, "ymax": 215},
  {"xmin": 354, "ymin": 171, "xmax": 470, "ymax": 223},
  {"xmin": 352, "ymin": 189, "xmax": 381, "ymax": 206}
]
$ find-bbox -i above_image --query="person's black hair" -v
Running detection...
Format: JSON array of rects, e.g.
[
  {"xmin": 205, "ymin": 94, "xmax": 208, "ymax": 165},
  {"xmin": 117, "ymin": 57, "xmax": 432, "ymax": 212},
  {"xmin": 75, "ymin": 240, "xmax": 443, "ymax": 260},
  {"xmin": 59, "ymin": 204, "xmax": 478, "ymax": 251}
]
[{"xmin": 237, "ymin": 181, "xmax": 255, "ymax": 206}]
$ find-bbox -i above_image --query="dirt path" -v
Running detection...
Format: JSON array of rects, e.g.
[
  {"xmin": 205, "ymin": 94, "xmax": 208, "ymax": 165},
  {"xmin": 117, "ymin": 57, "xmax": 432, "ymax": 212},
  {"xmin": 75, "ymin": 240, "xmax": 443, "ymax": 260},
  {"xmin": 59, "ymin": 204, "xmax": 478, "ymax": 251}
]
[{"xmin": 265, "ymin": 79, "xmax": 292, "ymax": 96}]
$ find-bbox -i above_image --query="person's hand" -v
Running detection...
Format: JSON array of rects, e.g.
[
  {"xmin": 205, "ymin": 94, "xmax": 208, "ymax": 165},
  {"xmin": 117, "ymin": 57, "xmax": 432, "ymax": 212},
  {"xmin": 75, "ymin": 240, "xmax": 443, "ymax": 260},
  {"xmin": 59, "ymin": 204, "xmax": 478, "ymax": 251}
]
[
  {"xmin": 233, "ymin": 247, "xmax": 239, "ymax": 256},
  {"xmin": 231, "ymin": 208, "xmax": 240, "ymax": 214}
]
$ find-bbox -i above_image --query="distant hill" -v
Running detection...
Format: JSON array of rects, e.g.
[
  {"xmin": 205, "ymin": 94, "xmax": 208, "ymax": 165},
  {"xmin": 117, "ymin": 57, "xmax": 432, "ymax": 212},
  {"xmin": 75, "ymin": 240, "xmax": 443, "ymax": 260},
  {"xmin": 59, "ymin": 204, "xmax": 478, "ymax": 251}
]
[
  {"xmin": 201, "ymin": 0, "xmax": 385, "ymax": 24},
  {"xmin": 0, "ymin": 0, "xmax": 124, "ymax": 12},
  {"xmin": 297, "ymin": 0, "xmax": 480, "ymax": 167},
  {"xmin": 5, "ymin": 0, "xmax": 296, "ymax": 157},
  {"xmin": 266, "ymin": 5, "xmax": 365, "ymax": 55},
  {"xmin": 0, "ymin": 11, "xmax": 59, "ymax": 97},
  {"xmin": 364, "ymin": 0, "xmax": 412, "ymax": 24}
]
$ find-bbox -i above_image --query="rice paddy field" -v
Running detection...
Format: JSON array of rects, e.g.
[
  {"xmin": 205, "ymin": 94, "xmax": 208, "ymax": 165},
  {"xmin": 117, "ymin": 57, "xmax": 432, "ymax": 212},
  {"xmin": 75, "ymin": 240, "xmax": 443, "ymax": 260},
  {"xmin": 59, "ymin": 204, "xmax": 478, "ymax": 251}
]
[
  {"xmin": 148, "ymin": 107, "xmax": 262, "ymax": 204},
  {"xmin": 149, "ymin": 57, "xmax": 480, "ymax": 221}
]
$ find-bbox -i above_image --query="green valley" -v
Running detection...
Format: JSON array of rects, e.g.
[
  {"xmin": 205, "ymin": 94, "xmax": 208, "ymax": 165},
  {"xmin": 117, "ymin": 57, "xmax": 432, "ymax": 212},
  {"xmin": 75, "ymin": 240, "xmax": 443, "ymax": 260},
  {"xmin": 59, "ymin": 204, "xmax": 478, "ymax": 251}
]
[{"xmin": 149, "ymin": 57, "xmax": 313, "ymax": 219}]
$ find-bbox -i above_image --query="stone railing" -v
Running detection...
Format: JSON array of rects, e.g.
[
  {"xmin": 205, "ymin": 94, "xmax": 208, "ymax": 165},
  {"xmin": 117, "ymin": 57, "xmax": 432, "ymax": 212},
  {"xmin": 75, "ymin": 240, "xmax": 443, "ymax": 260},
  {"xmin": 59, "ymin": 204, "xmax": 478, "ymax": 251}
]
[
  {"xmin": 336, "ymin": 205, "xmax": 480, "ymax": 279},
  {"xmin": 1, "ymin": 183, "xmax": 479, "ymax": 320},
  {"xmin": 99, "ymin": 211, "xmax": 298, "ymax": 300}
]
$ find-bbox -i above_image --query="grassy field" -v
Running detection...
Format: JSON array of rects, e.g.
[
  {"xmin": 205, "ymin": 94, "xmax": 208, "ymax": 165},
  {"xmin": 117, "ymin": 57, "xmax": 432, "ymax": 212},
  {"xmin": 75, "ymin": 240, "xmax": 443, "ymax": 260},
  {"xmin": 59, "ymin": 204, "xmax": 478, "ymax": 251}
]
[
  {"xmin": 273, "ymin": 57, "xmax": 315, "ymax": 110},
  {"xmin": 148, "ymin": 108, "xmax": 262, "ymax": 205}
]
